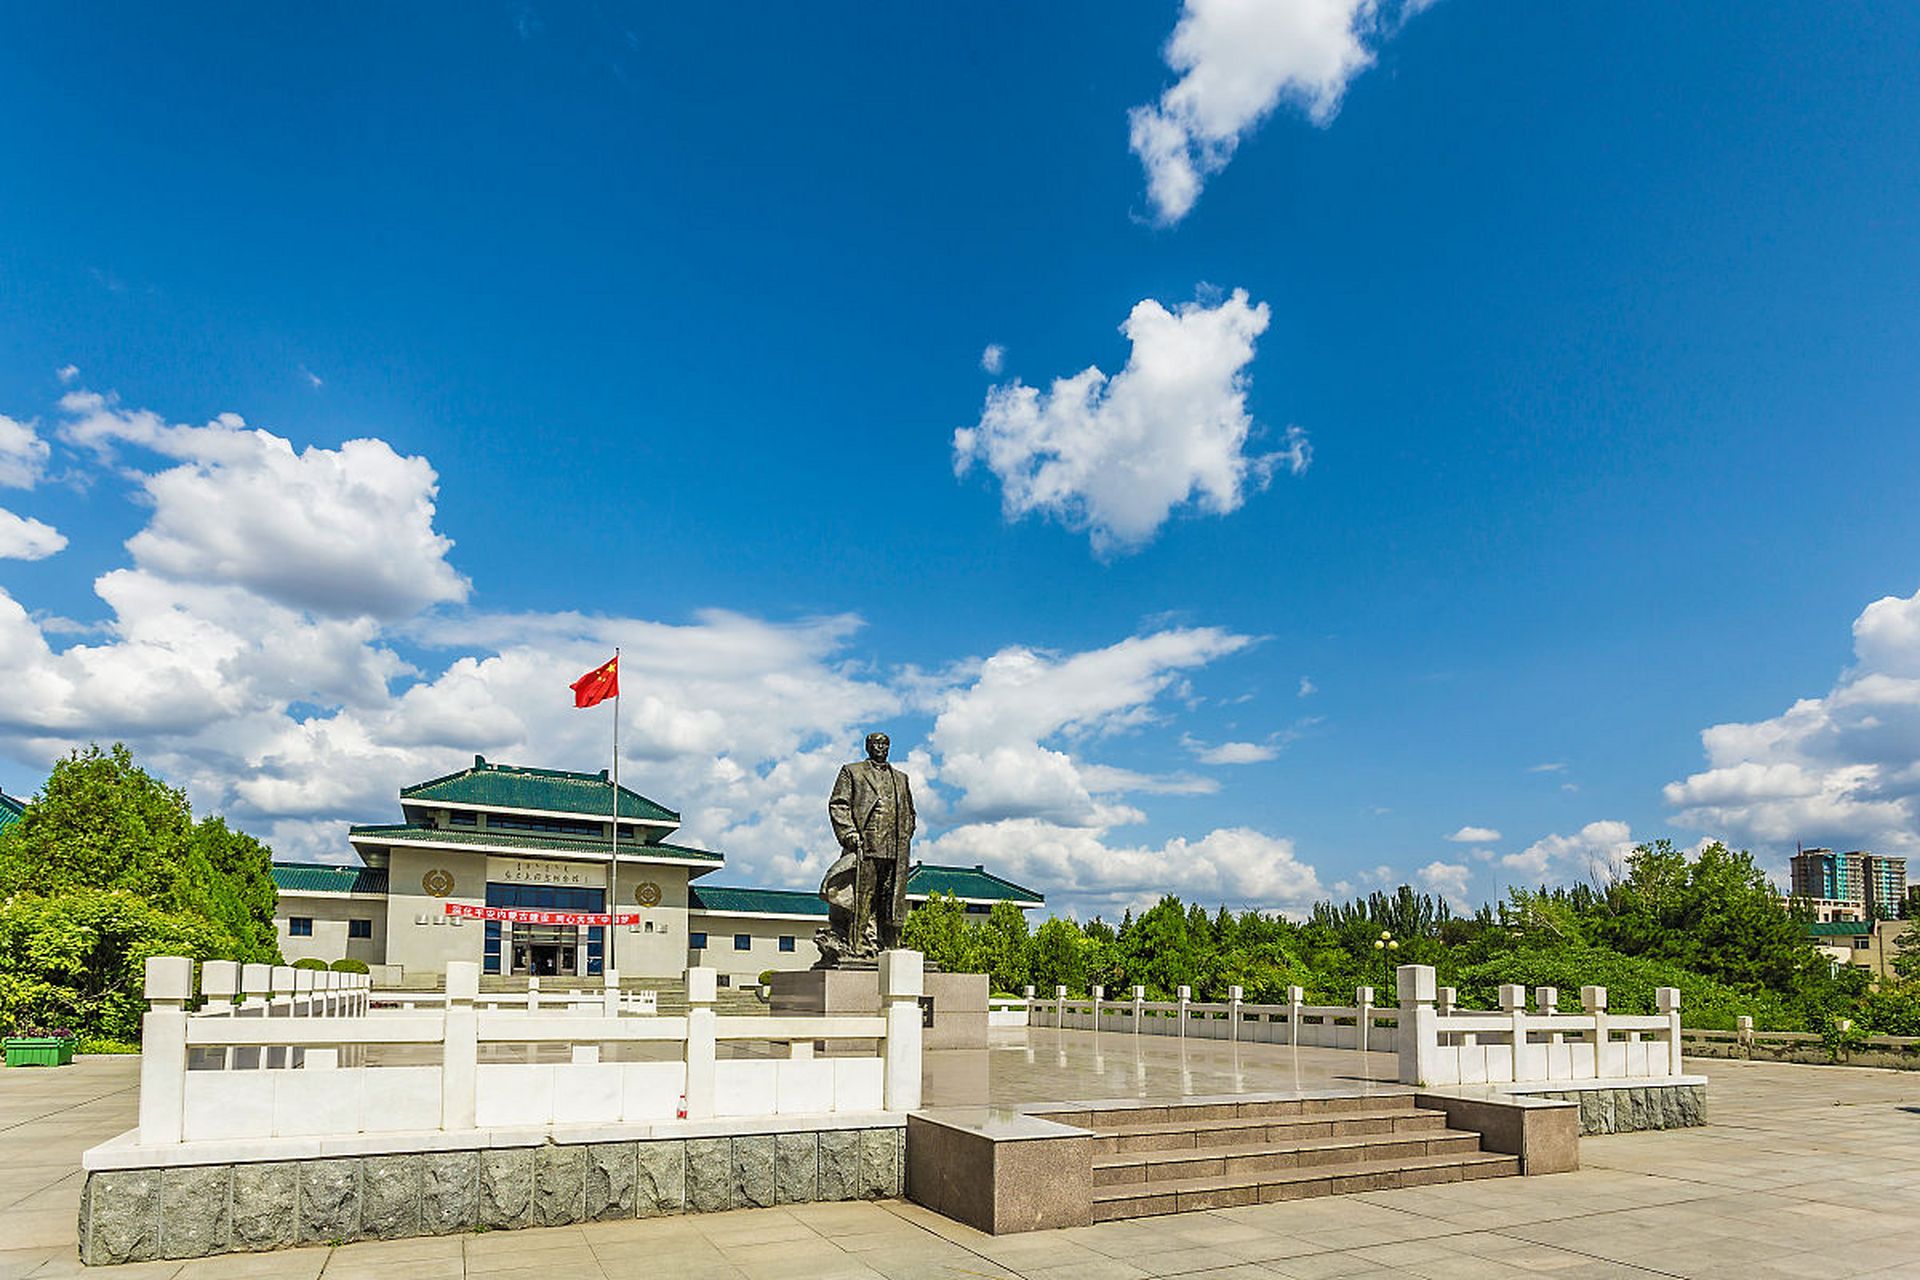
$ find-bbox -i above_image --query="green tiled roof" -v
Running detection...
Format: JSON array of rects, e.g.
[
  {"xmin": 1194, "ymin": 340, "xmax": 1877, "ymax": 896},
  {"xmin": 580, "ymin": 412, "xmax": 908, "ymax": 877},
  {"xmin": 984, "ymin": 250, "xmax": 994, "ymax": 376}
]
[
  {"xmin": 1806, "ymin": 920, "xmax": 1873, "ymax": 937},
  {"xmin": 271, "ymin": 862, "xmax": 390, "ymax": 895},
  {"xmin": 401, "ymin": 756, "xmax": 679, "ymax": 824},
  {"xmin": 0, "ymin": 790, "xmax": 24, "ymax": 832},
  {"xmin": 348, "ymin": 822, "xmax": 723, "ymax": 864},
  {"xmin": 689, "ymin": 886, "xmax": 828, "ymax": 917},
  {"xmin": 907, "ymin": 863, "xmax": 1044, "ymax": 905}
]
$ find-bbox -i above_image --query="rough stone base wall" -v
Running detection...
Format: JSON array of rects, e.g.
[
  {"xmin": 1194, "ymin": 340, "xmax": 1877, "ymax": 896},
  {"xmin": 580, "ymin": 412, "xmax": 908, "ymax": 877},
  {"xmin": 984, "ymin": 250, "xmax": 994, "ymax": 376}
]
[
  {"xmin": 1521, "ymin": 1084, "xmax": 1705, "ymax": 1136},
  {"xmin": 79, "ymin": 1127, "xmax": 905, "ymax": 1266}
]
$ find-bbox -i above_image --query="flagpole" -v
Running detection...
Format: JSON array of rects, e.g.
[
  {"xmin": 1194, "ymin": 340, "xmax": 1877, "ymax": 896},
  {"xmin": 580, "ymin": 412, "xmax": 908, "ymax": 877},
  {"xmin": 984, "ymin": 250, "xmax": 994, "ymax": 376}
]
[{"xmin": 609, "ymin": 647, "xmax": 620, "ymax": 981}]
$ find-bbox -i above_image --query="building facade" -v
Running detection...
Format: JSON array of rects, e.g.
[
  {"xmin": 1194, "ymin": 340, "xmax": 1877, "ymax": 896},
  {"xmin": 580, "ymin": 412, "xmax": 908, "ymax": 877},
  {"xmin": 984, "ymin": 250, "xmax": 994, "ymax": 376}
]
[
  {"xmin": 0, "ymin": 789, "xmax": 22, "ymax": 834},
  {"xmin": 1789, "ymin": 847, "xmax": 1908, "ymax": 921},
  {"xmin": 270, "ymin": 756, "xmax": 1043, "ymax": 982}
]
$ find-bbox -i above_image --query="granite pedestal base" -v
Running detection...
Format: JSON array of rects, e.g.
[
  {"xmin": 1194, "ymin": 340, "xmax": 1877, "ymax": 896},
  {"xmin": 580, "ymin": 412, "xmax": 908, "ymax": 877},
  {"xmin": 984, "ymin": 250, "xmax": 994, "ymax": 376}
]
[{"xmin": 770, "ymin": 969, "xmax": 989, "ymax": 1049}]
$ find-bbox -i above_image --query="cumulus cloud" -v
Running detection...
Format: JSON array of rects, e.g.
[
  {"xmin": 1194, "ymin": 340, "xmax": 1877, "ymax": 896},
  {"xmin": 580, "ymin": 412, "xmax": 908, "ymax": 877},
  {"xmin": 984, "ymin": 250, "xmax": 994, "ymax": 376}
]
[
  {"xmin": 1664, "ymin": 585, "xmax": 1920, "ymax": 857},
  {"xmin": 929, "ymin": 627, "xmax": 1252, "ymax": 825},
  {"xmin": 0, "ymin": 414, "xmax": 50, "ymax": 489},
  {"xmin": 1445, "ymin": 825, "xmax": 1500, "ymax": 844},
  {"xmin": 980, "ymin": 344, "xmax": 1005, "ymax": 375},
  {"xmin": 1298, "ymin": 676, "xmax": 1317, "ymax": 697},
  {"xmin": 1416, "ymin": 859, "xmax": 1472, "ymax": 910},
  {"xmin": 954, "ymin": 289, "xmax": 1305, "ymax": 555},
  {"xmin": 1129, "ymin": 0, "xmax": 1438, "ymax": 223},
  {"xmin": 0, "ymin": 509, "xmax": 66, "ymax": 560},
  {"xmin": 1500, "ymin": 820, "xmax": 1635, "ymax": 884},
  {"xmin": 56, "ymin": 390, "xmax": 468, "ymax": 620},
  {"xmin": 0, "ymin": 385, "xmax": 1318, "ymax": 909},
  {"xmin": 930, "ymin": 819, "xmax": 1323, "ymax": 919}
]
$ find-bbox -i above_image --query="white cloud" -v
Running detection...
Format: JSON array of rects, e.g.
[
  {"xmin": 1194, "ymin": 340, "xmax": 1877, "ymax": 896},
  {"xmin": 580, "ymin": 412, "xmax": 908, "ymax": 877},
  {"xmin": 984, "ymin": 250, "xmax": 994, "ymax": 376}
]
[
  {"xmin": 56, "ymin": 365, "xmax": 79, "ymax": 385},
  {"xmin": 980, "ymin": 344, "xmax": 1005, "ymax": 375},
  {"xmin": 1663, "ymin": 585, "xmax": 1920, "ymax": 858},
  {"xmin": 0, "ymin": 385, "xmax": 1316, "ymax": 912},
  {"xmin": 1191, "ymin": 739, "xmax": 1278, "ymax": 765},
  {"xmin": 1526, "ymin": 761, "xmax": 1567, "ymax": 773},
  {"xmin": 1298, "ymin": 675, "xmax": 1317, "ymax": 697},
  {"xmin": 300, "ymin": 366, "xmax": 324, "ymax": 390},
  {"xmin": 929, "ymin": 819, "xmax": 1323, "ymax": 919},
  {"xmin": 1416, "ymin": 859, "xmax": 1472, "ymax": 910},
  {"xmin": 0, "ymin": 509, "xmax": 66, "ymax": 560},
  {"xmin": 1128, "ymin": 0, "xmax": 1438, "ymax": 223},
  {"xmin": 0, "ymin": 414, "xmax": 50, "ymax": 489},
  {"xmin": 1444, "ymin": 825, "xmax": 1500, "ymax": 844},
  {"xmin": 1499, "ymin": 820, "xmax": 1635, "ymax": 884},
  {"xmin": 56, "ymin": 389, "xmax": 468, "ymax": 620},
  {"xmin": 954, "ymin": 289, "xmax": 1305, "ymax": 555},
  {"xmin": 929, "ymin": 627, "xmax": 1252, "ymax": 824}
]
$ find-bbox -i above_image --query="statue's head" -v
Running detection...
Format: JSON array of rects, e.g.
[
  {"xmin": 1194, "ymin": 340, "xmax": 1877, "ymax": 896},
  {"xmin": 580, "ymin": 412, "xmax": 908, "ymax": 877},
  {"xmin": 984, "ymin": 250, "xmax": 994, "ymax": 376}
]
[{"xmin": 865, "ymin": 732, "xmax": 890, "ymax": 764}]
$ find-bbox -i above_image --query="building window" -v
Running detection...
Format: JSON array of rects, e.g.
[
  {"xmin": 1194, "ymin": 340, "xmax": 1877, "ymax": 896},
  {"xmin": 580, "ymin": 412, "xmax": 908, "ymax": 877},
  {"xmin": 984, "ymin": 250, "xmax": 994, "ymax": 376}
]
[
  {"xmin": 348, "ymin": 918, "xmax": 373, "ymax": 939},
  {"xmin": 690, "ymin": 932, "xmax": 707, "ymax": 950},
  {"xmin": 1856, "ymin": 937, "xmax": 1873, "ymax": 950},
  {"xmin": 965, "ymin": 903, "xmax": 990, "ymax": 915},
  {"xmin": 448, "ymin": 810, "xmax": 476, "ymax": 826},
  {"xmin": 288, "ymin": 917, "xmax": 313, "ymax": 937},
  {"xmin": 779, "ymin": 935, "xmax": 795, "ymax": 953},
  {"xmin": 734, "ymin": 934, "xmax": 752, "ymax": 951}
]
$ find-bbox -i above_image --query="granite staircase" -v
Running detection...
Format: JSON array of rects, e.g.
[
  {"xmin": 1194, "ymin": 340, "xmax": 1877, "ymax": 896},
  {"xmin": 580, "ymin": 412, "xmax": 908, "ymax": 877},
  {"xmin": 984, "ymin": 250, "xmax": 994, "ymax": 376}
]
[{"xmin": 1077, "ymin": 1093, "xmax": 1519, "ymax": 1221}]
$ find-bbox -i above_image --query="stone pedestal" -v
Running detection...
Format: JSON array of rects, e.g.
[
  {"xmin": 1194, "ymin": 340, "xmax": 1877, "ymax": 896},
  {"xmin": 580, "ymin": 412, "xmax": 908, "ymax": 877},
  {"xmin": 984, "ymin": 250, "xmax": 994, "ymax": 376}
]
[{"xmin": 771, "ymin": 969, "xmax": 989, "ymax": 1050}]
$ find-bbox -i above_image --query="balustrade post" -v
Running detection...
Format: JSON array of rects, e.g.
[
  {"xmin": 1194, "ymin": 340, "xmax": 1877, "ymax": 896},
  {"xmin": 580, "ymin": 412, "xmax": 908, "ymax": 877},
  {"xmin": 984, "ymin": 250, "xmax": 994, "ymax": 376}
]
[
  {"xmin": 1228, "ymin": 985, "xmax": 1243, "ymax": 1041},
  {"xmin": 441, "ymin": 961, "xmax": 478, "ymax": 1130},
  {"xmin": 1287, "ymin": 986, "xmax": 1305, "ymax": 1046},
  {"xmin": 527, "ymin": 974, "xmax": 541, "ymax": 1014},
  {"xmin": 1581, "ymin": 985, "xmax": 1610, "ymax": 1076},
  {"xmin": 1177, "ymin": 985, "xmax": 1190, "ymax": 1037},
  {"xmin": 292, "ymin": 966, "xmax": 315, "ymax": 1014},
  {"xmin": 1656, "ymin": 987, "xmax": 1683, "ymax": 1075},
  {"xmin": 267, "ymin": 966, "xmax": 295, "ymax": 1068},
  {"xmin": 139, "ymin": 957, "xmax": 194, "ymax": 1144},
  {"xmin": 1355, "ymin": 986, "xmax": 1375, "ymax": 1054},
  {"xmin": 1056, "ymin": 984, "xmax": 1068, "ymax": 1029},
  {"xmin": 685, "ymin": 966, "xmax": 717, "ymax": 1119},
  {"xmin": 1437, "ymin": 987, "xmax": 1457, "ymax": 1016},
  {"xmin": 1091, "ymin": 985, "xmax": 1104, "ymax": 1031},
  {"xmin": 881, "ymin": 950, "xmax": 925, "ymax": 1111},
  {"xmin": 1132, "ymin": 986, "xmax": 1145, "ymax": 1032},
  {"xmin": 1022, "ymin": 985, "xmax": 1036, "ymax": 1024},
  {"xmin": 241, "ymin": 963, "xmax": 271, "ymax": 1011},
  {"xmin": 1395, "ymin": 964, "xmax": 1437, "ymax": 1087},
  {"xmin": 603, "ymin": 968, "xmax": 621, "ymax": 1017},
  {"xmin": 1736, "ymin": 1014, "xmax": 1754, "ymax": 1057},
  {"xmin": 1500, "ymin": 984, "xmax": 1532, "ymax": 1082},
  {"xmin": 201, "ymin": 960, "xmax": 238, "ymax": 1015}
]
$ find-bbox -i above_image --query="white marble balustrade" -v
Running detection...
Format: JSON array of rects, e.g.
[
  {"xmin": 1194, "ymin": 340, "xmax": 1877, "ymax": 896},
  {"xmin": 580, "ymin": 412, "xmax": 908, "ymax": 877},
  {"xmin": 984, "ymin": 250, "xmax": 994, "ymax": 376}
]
[{"xmin": 134, "ymin": 950, "xmax": 924, "ymax": 1146}]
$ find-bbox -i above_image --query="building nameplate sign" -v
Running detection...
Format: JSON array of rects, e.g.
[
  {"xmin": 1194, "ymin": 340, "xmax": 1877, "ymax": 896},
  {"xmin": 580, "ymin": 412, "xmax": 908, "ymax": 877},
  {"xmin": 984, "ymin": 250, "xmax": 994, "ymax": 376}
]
[
  {"xmin": 444, "ymin": 903, "xmax": 639, "ymax": 926},
  {"xmin": 486, "ymin": 857, "xmax": 597, "ymax": 887}
]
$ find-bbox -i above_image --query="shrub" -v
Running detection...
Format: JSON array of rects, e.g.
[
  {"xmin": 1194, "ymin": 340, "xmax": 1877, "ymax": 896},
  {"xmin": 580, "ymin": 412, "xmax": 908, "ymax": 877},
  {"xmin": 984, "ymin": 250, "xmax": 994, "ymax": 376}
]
[
  {"xmin": 329, "ymin": 958, "xmax": 370, "ymax": 974},
  {"xmin": 291, "ymin": 957, "xmax": 329, "ymax": 971}
]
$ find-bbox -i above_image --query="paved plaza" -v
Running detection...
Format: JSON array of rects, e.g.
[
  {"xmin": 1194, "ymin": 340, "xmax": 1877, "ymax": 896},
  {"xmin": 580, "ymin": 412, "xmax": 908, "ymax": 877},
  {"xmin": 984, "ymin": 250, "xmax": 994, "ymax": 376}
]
[{"xmin": 9, "ymin": 1031, "xmax": 1920, "ymax": 1279}]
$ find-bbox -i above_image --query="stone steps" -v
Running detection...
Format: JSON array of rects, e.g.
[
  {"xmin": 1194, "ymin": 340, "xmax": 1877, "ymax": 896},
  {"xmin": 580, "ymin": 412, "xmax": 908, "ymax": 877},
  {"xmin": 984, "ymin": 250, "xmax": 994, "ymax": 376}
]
[
  {"xmin": 1075, "ymin": 1092, "xmax": 1521, "ymax": 1221},
  {"xmin": 1090, "ymin": 1106, "xmax": 1448, "ymax": 1155},
  {"xmin": 1091, "ymin": 1150, "xmax": 1521, "ymax": 1220}
]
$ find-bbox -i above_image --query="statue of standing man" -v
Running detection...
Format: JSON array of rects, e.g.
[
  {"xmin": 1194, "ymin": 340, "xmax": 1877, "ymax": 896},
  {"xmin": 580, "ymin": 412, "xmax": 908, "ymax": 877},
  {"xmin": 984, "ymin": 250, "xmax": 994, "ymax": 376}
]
[{"xmin": 815, "ymin": 732, "xmax": 916, "ymax": 967}]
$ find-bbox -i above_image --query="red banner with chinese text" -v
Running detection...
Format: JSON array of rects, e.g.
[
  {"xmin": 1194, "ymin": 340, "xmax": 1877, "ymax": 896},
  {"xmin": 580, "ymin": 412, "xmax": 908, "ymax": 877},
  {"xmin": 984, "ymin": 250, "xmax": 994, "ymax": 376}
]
[{"xmin": 442, "ymin": 903, "xmax": 641, "ymax": 926}]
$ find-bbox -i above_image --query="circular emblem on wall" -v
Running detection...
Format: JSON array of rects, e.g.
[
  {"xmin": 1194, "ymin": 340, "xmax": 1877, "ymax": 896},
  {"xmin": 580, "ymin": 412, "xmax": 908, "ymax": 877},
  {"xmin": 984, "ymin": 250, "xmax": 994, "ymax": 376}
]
[
  {"xmin": 421, "ymin": 868, "xmax": 455, "ymax": 897},
  {"xmin": 634, "ymin": 881, "xmax": 663, "ymax": 908}
]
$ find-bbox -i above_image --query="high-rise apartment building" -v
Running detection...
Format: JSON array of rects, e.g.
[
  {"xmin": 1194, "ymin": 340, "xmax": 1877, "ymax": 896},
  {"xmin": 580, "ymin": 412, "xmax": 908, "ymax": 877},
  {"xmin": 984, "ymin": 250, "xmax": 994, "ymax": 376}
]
[{"xmin": 1790, "ymin": 847, "xmax": 1907, "ymax": 920}]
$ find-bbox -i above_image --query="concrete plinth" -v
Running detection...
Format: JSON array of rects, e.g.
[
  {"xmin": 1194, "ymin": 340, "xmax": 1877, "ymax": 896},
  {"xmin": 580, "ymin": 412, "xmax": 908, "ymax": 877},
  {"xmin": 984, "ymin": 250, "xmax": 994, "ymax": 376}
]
[{"xmin": 770, "ymin": 968, "xmax": 989, "ymax": 1050}]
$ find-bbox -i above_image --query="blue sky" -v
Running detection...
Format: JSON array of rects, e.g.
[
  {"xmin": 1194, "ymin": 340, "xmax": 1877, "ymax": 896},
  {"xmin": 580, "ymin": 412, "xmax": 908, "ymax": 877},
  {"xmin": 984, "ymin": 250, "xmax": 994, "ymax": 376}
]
[{"xmin": 3, "ymin": 3, "xmax": 1920, "ymax": 916}]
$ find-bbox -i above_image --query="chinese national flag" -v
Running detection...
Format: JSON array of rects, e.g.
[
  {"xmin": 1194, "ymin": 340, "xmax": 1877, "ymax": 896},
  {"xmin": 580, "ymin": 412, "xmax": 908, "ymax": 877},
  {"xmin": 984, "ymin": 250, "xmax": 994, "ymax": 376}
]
[{"xmin": 570, "ymin": 656, "xmax": 619, "ymax": 708}]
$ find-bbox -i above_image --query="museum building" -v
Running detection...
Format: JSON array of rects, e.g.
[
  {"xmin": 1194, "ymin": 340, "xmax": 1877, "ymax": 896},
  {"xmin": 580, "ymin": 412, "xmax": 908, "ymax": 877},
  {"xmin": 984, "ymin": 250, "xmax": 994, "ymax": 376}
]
[{"xmin": 269, "ymin": 756, "xmax": 1043, "ymax": 984}]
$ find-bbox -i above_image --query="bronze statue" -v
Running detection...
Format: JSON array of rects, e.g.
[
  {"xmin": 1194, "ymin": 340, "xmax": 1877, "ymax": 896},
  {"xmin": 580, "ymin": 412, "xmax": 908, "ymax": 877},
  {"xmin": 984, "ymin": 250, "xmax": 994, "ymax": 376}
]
[{"xmin": 815, "ymin": 732, "xmax": 915, "ymax": 967}]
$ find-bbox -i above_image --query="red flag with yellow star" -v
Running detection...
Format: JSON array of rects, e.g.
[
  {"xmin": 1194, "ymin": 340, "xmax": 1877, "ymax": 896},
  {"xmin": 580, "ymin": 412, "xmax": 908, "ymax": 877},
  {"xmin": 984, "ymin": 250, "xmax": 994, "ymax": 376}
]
[{"xmin": 570, "ymin": 655, "xmax": 619, "ymax": 708}]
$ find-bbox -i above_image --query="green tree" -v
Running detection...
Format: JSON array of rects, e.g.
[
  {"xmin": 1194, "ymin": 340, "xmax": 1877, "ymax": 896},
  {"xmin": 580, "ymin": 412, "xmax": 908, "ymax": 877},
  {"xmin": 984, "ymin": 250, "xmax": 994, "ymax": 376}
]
[
  {"xmin": 189, "ymin": 816, "xmax": 280, "ymax": 963},
  {"xmin": 977, "ymin": 901, "xmax": 1033, "ymax": 993},
  {"xmin": 0, "ymin": 888, "xmax": 230, "ymax": 1042},
  {"xmin": 0, "ymin": 744, "xmax": 199, "ymax": 909},
  {"xmin": 1029, "ymin": 916, "xmax": 1087, "ymax": 994},
  {"xmin": 902, "ymin": 893, "xmax": 981, "ymax": 975}
]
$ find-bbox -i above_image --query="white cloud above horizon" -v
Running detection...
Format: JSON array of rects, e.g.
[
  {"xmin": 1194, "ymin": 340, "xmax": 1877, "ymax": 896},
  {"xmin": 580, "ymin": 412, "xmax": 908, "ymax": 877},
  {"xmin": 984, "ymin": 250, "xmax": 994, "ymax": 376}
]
[
  {"xmin": 1664, "ymin": 584, "xmax": 1920, "ymax": 861},
  {"xmin": 1129, "ymin": 0, "xmax": 1439, "ymax": 223},
  {"xmin": 0, "ymin": 384, "xmax": 1320, "ymax": 919},
  {"xmin": 1499, "ymin": 820, "xmax": 1635, "ymax": 884},
  {"xmin": 980, "ymin": 343, "xmax": 1005, "ymax": 375},
  {"xmin": 0, "ymin": 508, "xmax": 66, "ymax": 560},
  {"xmin": 954, "ymin": 289, "xmax": 1306, "ymax": 555},
  {"xmin": 1444, "ymin": 824, "xmax": 1500, "ymax": 844}
]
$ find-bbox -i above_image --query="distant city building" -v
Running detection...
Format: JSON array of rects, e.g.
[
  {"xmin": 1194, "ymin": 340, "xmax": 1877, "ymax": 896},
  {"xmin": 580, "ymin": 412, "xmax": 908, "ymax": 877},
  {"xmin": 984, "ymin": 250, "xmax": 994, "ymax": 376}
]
[
  {"xmin": 1789, "ymin": 847, "xmax": 1906, "ymax": 920},
  {"xmin": 268, "ymin": 756, "xmax": 1042, "ymax": 985},
  {"xmin": 0, "ymin": 789, "xmax": 23, "ymax": 834}
]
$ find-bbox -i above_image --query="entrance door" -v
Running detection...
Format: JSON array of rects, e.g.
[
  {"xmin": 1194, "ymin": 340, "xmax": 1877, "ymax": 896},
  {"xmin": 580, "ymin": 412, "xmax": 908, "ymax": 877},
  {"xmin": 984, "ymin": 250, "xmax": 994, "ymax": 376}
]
[{"xmin": 511, "ymin": 923, "xmax": 580, "ymax": 976}]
